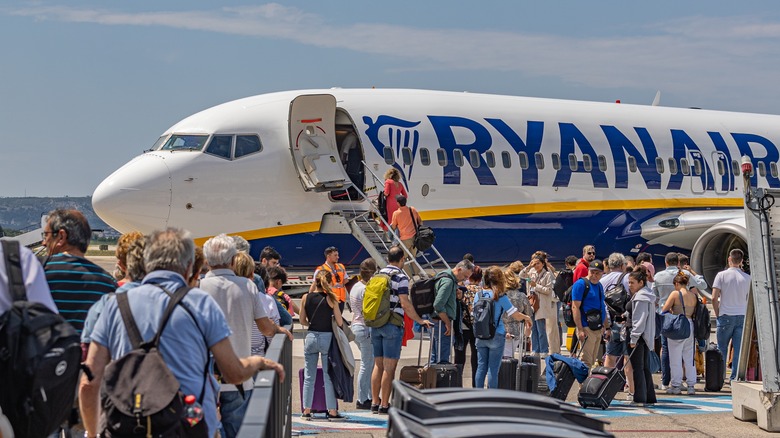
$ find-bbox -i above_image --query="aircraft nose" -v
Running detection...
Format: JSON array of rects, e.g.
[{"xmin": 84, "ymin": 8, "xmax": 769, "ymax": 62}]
[{"xmin": 92, "ymin": 153, "xmax": 172, "ymax": 232}]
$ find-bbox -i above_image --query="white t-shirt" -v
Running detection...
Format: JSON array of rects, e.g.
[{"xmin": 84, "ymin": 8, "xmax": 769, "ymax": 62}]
[
  {"xmin": 0, "ymin": 243, "xmax": 56, "ymax": 314},
  {"xmin": 350, "ymin": 281, "xmax": 367, "ymax": 326},
  {"xmin": 600, "ymin": 271, "xmax": 629, "ymax": 292},
  {"xmin": 713, "ymin": 267, "xmax": 750, "ymax": 316}
]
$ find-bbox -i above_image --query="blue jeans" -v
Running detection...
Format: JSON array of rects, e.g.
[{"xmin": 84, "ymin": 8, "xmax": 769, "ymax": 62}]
[
  {"xmin": 475, "ymin": 334, "xmax": 506, "ymax": 388},
  {"xmin": 430, "ymin": 320, "xmax": 452, "ymax": 363},
  {"xmin": 531, "ymin": 318, "xmax": 548, "ymax": 354},
  {"xmin": 661, "ymin": 334, "xmax": 670, "ymax": 386},
  {"xmin": 219, "ymin": 389, "xmax": 253, "ymax": 438},
  {"xmin": 717, "ymin": 314, "xmax": 745, "ymax": 380},
  {"xmin": 352, "ymin": 324, "xmax": 374, "ymax": 403},
  {"xmin": 303, "ymin": 331, "xmax": 338, "ymax": 410}
]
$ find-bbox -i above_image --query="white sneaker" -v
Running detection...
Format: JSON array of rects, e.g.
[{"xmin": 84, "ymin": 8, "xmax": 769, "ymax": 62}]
[
  {"xmin": 687, "ymin": 386, "xmax": 696, "ymax": 395},
  {"xmin": 666, "ymin": 386, "xmax": 682, "ymax": 395},
  {"xmin": 658, "ymin": 384, "xmax": 668, "ymax": 391},
  {"xmin": 626, "ymin": 393, "xmax": 634, "ymax": 402}
]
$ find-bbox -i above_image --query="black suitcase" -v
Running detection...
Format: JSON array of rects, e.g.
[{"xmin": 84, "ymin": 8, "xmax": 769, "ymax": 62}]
[
  {"xmin": 498, "ymin": 357, "xmax": 519, "ymax": 390},
  {"xmin": 517, "ymin": 361, "xmax": 539, "ymax": 393},
  {"xmin": 426, "ymin": 321, "xmax": 462, "ymax": 388},
  {"xmin": 705, "ymin": 342, "xmax": 725, "ymax": 392},
  {"xmin": 549, "ymin": 360, "xmax": 576, "ymax": 401},
  {"xmin": 578, "ymin": 366, "xmax": 626, "ymax": 409}
]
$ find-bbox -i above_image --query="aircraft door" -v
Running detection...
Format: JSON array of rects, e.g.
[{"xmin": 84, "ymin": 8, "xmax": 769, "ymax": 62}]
[
  {"xmin": 687, "ymin": 150, "xmax": 709, "ymax": 194},
  {"xmin": 289, "ymin": 94, "xmax": 348, "ymax": 192}
]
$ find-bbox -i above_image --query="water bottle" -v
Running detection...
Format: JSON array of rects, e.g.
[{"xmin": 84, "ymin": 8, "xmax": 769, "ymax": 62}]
[{"xmin": 183, "ymin": 394, "xmax": 203, "ymax": 427}]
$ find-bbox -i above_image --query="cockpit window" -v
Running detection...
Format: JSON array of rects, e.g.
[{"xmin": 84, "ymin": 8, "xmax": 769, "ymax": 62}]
[
  {"xmin": 235, "ymin": 135, "xmax": 262, "ymax": 158},
  {"xmin": 160, "ymin": 134, "xmax": 209, "ymax": 151},
  {"xmin": 151, "ymin": 135, "xmax": 168, "ymax": 151},
  {"xmin": 205, "ymin": 135, "xmax": 232, "ymax": 159}
]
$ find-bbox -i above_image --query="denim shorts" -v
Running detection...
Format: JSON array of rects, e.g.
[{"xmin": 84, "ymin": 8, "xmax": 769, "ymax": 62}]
[
  {"xmin": 370, "ymin": 322, "xmax": 404, "ymax": 360},
  {"xmin": 606, "ymin": 324, "xmax": 627, "ymax": 356}
]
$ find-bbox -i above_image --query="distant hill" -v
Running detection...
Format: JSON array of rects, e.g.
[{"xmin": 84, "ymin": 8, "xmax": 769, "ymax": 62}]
[{"xmin": 0, "ymin": 197, "xmax": 112, "ymax": 233}]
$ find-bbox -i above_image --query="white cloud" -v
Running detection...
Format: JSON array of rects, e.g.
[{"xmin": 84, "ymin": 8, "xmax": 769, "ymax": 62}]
[{"xmin": 8, "ymin": 4, "xmax": 780, "ymax": 110}]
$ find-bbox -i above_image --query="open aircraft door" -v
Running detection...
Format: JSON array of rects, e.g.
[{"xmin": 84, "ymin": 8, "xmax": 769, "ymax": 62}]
[{"xmin": 289, "ymin": 94, "xmax": 348, "ymax": 192}]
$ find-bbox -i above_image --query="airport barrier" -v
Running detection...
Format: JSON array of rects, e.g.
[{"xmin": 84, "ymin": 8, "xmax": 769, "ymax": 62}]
[{"xmin": 236, "ymin": 325, "xmax": 293, "ymax": 438}]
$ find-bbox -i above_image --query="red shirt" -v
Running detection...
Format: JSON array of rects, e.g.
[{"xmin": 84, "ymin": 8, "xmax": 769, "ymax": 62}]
[{"xmin": 573, "ymin": 258, "xmax": 590, "ymax": 282}]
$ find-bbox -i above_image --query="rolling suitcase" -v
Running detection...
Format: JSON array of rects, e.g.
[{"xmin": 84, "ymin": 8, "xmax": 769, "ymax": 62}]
[
  {"xmin": 549, "ymin": 360, "xmax": 576, "ymax": 401},
  {"xmin": 705, "ymin": 342, "xmax": 725, "ymax": 392},
  {"xmin": 517, "ymin": 334, "xmax": 540, "ymax": 393},
  {"xmin": 298, "ymin": 367, "xmax": 337, "ymax": 413},
  {"xmin": 498, "ymin": 357, "xmax": 519, "ymax": 390},
  {"xmin": 577, "ymin": 365, "xmax": 625, "ymax": 409},
  {"xmin": 400, "ymin": 328, "xmax": 427, "ymax": 388},
  {"xmin": 421, "ymin": 321, "xmax": 462, "ymax": 389}
]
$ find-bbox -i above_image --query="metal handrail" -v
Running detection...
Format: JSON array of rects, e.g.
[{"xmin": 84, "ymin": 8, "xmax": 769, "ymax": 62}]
[{"xmin": 236, "ymin": 325, "xmax": 293, "ymax": 438}]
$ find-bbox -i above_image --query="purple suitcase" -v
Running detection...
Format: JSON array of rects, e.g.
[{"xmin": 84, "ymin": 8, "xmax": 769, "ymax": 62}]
[{"xmin": 299, "ymin": 367, "xmax": 337, "ymax": 413}]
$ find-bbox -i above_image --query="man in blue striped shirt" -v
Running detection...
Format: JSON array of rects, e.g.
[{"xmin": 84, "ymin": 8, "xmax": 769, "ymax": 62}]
[{"xmin": 42, "ymin": 209, "xmax": 117, "ymax": 344}]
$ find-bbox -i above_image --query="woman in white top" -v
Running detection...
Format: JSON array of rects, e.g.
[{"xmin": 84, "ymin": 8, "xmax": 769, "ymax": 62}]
[
  {"xmin": 520, "ymin": 251, "xmax": 556, "ymax": 355},
  {"xmin": 348, "ymin": 258, "xmax": 377, "ymax": 410},
  {"xmin": 661, "ymin": 271, "xmax": 698, "ymax": 395}
]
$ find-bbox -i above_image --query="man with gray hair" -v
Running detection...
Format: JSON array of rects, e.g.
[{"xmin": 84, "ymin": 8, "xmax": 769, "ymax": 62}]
[
  {"xmin": 42, "ymin": 209, "xmax": 117, "ymax": 337},
  {"xmin": 79, "ymin": 228, "xmax": 286, "ymax": 438},
  {"xmin": 200, "ymin": 233, "xmax": 291, "ymax": 438},
  {"xmin": 431, "ymin": 259, "xmax": 474, "ymax": 363}
]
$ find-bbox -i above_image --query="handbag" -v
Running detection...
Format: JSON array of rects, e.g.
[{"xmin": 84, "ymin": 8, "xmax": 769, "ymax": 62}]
[
  {"xmin": 409, "ymin": 208, "xmax": 435, "ymax": 251},
  {"xmin": 528, "ymin": 291, "xmax": 540, "ymax": 314},
  {"xmin": 660, "ymin": 291, "xmax": 691, "ymax": 340}
]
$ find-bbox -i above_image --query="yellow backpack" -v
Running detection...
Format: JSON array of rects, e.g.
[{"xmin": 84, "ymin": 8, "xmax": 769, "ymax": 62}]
[{"xmin": 362, "ymin": 273, "xmax": 403, "ymax": 328}]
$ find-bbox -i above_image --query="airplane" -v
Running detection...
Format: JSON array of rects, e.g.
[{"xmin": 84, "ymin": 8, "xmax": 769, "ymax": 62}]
[{"xmin": 91, "ymin": 88, "xmax": 780, "ymax": 287}]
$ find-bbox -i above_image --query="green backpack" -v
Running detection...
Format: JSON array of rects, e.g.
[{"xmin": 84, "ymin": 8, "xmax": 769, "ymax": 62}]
[{"xmin": 362, "ymin": 273, "xmax": 404, "ymax": 328}]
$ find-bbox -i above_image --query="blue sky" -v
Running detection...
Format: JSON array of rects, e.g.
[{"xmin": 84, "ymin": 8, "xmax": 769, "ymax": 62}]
[{"xmin": 1, "ymin": 1, "xmax": 780, "ymax": 197}]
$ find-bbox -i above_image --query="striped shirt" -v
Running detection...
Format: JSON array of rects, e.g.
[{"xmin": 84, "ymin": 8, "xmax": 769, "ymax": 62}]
[
  {"xmin": 378, "ymin": 265, "xmax": 409, "ymax": 316},
  {"xmin": 44, "ymin": 253, "xmax": 117, "ymax": 334}
]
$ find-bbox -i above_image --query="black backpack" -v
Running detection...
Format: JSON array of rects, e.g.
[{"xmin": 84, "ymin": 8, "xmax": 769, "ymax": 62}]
[
  {"xmin": 0, "ymin": 240, "xmax": 82, "ymax": 438},
  {"xmin": 473, "ymin": 290, "xmax": 498, "ymax": 340},
  {"xmin": 553, "ymin": 268, "xmax": 573, "ymax": 302},
  {"xmin": 100, "ymin": 286, "xmax": 208, "ymax": 438},
  {"xmin": 562, "ymin": 279, "xmax": 590, "ymax": 328},
  {"xmin": 410, "ymin": 271, "xmax": 449, "ymax": 317},
  {"xmin": 693, "ymin": 297, "xmax": 711, "ymax": 341},
  {"xmin": 604, "ymin": 272, "xmax": 629, "ymax": 315}
]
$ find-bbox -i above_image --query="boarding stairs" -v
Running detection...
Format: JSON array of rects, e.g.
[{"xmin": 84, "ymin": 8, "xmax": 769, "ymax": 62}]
[{"xmin": 325, "ymin": 163, "xmax": 450, "ymax": 278}]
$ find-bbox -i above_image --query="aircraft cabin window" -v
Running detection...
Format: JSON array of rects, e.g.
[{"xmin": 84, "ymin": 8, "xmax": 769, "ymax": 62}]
[
  {"xmin": 453, "ymin": 149, "xmax": 465, "ymax": 167},
  {"xmin": 402, "ymin": 147, "xmax": 413, "ymax": 166},
  {"xmin": 469, "ymin": 150, "xmax": 481, "ymax": 168},
  {"xmin": 162, "ymin": 134, "xmax": 209, "ymax": 151},
  {"xmin": 420, "ymin": 148, "xmax": 431, "ymax": 166},
  {"xmin": 758, "ymin": 161, "xmax": 767, "ymax": 177},
  {"xmin": 518, "ymin": 152, "xmax": 529, "ymax": 170},
  {"xmin": 234, "ymin": 135, "xmax": 262, "ymax": 158},
  {"xmin": 598, "ymin": 155, "xmax": 607, "ymax": 172},
  {"xmin": 582, "ymin": 155, "xmax": 592, "ymax": 172},
  {"xmin": 772, "ymin": 162, "xmax": 778, "ymax": 179},
  {"xmin": 680, "ymin": 158, "xmax": 690, "ymax": 175},
  {"xmin": 568, "ymin": 153, "xmax": 578, "ymax": 171},
  {"xmin": 731, "ymin": 159, "xmax": 740, "ymax": 176},
  {"xmin": 383, "ymin": 146, "xmax": 394, "ymax": 164},
  {"xmin": 485, "ymin": 151, "xmax": 496, "ymax": 168},
  {"xmin": 628, "ymin": 156, "xmax": 637, "ymax": 173},
  {"xmin": 437, "ymin": 148, "xmax": 447, "ymax": 166},
  {"xmin": 205, "ymin": 135, "xmax": 232, "ymax": 159},
  {"xmin": 655, "ymin": 157, "xmax": 664, "ymax": 174},
  {"xmin": 501, "ymin": 151, "xmax": 512, "ymax": 168},
  {"xmin": 552, "ymin": 153, "xmax": 561, "ymax": 170},
  {"xmin": 716, "ymin": 159, "xmax": 725, "ymax": 176},
  {"xmin": 668, "ymin": 158, "xmax": 678, "ymax": 175},
  {"xmin": 692, "ymin": 158, "xmax": 702, "ymax": 176},
  {"xmin": 151, "ymin": 135, "xmax": 168, "ymax": 151},
  {"xmin": 535, "ymin": 152, "xmax": 545, "ymax": 170}
]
